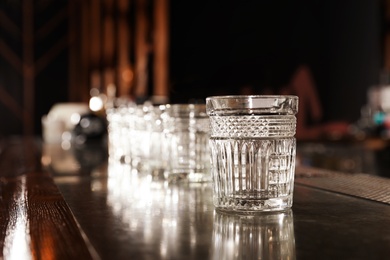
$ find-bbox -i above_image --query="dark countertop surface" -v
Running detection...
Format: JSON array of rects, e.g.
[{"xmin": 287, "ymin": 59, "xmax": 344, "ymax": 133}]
[{"xmin": 2, "ymin": 137, "xmax": 390, "ymax": 259}]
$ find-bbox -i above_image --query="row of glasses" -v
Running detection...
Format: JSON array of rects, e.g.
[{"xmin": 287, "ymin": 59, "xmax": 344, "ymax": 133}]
[
  {"xmin": 106, "ymin": 100, "xmax": 211, "ymax": 182},
  {"xmin": 107, "ymin": 95, "xmax": 299, "ymax": 214}
]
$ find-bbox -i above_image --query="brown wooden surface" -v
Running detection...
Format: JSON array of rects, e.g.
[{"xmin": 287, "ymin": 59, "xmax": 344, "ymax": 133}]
[
  {"xmin": 3, "ymin": 137, "xmax": 390, "ymax": 259},
  {"xmin": 0, "ymin": 137, "xmax": 95, "ymax": 259}
]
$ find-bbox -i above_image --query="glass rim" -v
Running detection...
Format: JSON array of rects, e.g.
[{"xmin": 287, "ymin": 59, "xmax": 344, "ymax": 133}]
[
  {"xmin": 164, "ymin": 103, "xmax": 207, "ymax": 117},
  {"xmin": 165, "ymin": 103, "xmax": 206, "ymax": 108},
  {"xmin": 206, "ymin": 95, "xmax": 298, "ymax": 101},
  {"xmin": 206, "ymin": 95, "xmax": 298, "ymax": 115}
]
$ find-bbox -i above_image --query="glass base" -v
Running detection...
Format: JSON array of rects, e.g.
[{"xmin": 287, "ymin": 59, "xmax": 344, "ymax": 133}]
[
  {"xmin": 165, "ymin": 170, "xmax": 211, "ymax": 183},
  {"xmin": 214, "ymin": 195, "xmax": 293, "ymax": 214}
]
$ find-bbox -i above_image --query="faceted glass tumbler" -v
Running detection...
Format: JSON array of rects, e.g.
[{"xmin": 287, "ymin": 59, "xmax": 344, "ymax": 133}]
[
  {"xmin": 162, "ymin": 104, "xmax": 211, "ymax": 182},
  {"xmin": 206, "ymin": 95, "xmax": 298, "ymax": 213}
]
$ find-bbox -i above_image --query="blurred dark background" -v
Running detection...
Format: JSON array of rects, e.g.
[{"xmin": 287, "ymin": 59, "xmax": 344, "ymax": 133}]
[{"xmin": 0, "ymin": 0, "xmax": 385, "ymax": 136}]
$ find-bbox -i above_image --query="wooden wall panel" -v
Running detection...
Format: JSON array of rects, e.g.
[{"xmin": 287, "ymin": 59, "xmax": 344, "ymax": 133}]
[
  {"xmin": 0, "ymin": 0, "xmax": 171, "ymax": 135},
  {"xmin": 153, "ymin": 0, "xmax": 169, "ymax": 101}
]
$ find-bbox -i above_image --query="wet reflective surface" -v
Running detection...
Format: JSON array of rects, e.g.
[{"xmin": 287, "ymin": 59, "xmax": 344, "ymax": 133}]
[
  {"xmin": 2, "ymin": 138, "xmax": 390, "ymax": 259},
  {"xmin": 0, "ymin": 137, "xmax": 94, "ymax": 259}
]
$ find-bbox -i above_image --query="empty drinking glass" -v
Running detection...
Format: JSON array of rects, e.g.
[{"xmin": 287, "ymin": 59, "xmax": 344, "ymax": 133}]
[
  {"xmin": 206, "ymin": 95, "xmax": 298, "ymax": 212},
  {"xmin": 162, "ymin": 104, "xmax": 211, "ymax": 182}
]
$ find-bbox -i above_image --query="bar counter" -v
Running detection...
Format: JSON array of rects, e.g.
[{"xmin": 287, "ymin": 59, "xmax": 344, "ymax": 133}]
[{"xmin": 1, "ymin": 137, "xmax": 390, "ymax": 259}]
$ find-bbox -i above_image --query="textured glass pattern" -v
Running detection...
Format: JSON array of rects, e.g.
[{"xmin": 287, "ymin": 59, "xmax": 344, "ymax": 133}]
[
  {"xmin": 209, "ymin": 137, "xmax": 296, "ymax": 212},
  {"xmin": 210, "ymin": 115, "xmax": 296, "ymax": 138}
]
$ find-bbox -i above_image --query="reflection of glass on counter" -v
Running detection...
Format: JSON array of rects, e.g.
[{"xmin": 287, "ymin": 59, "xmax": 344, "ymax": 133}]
[
  {"xmin": 211, "ymin": 210, "xmax": 295, "ymax": 260},
  {"xmin": 106, "ymin": 161, "xmax": 214, "ymax": 259}
]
